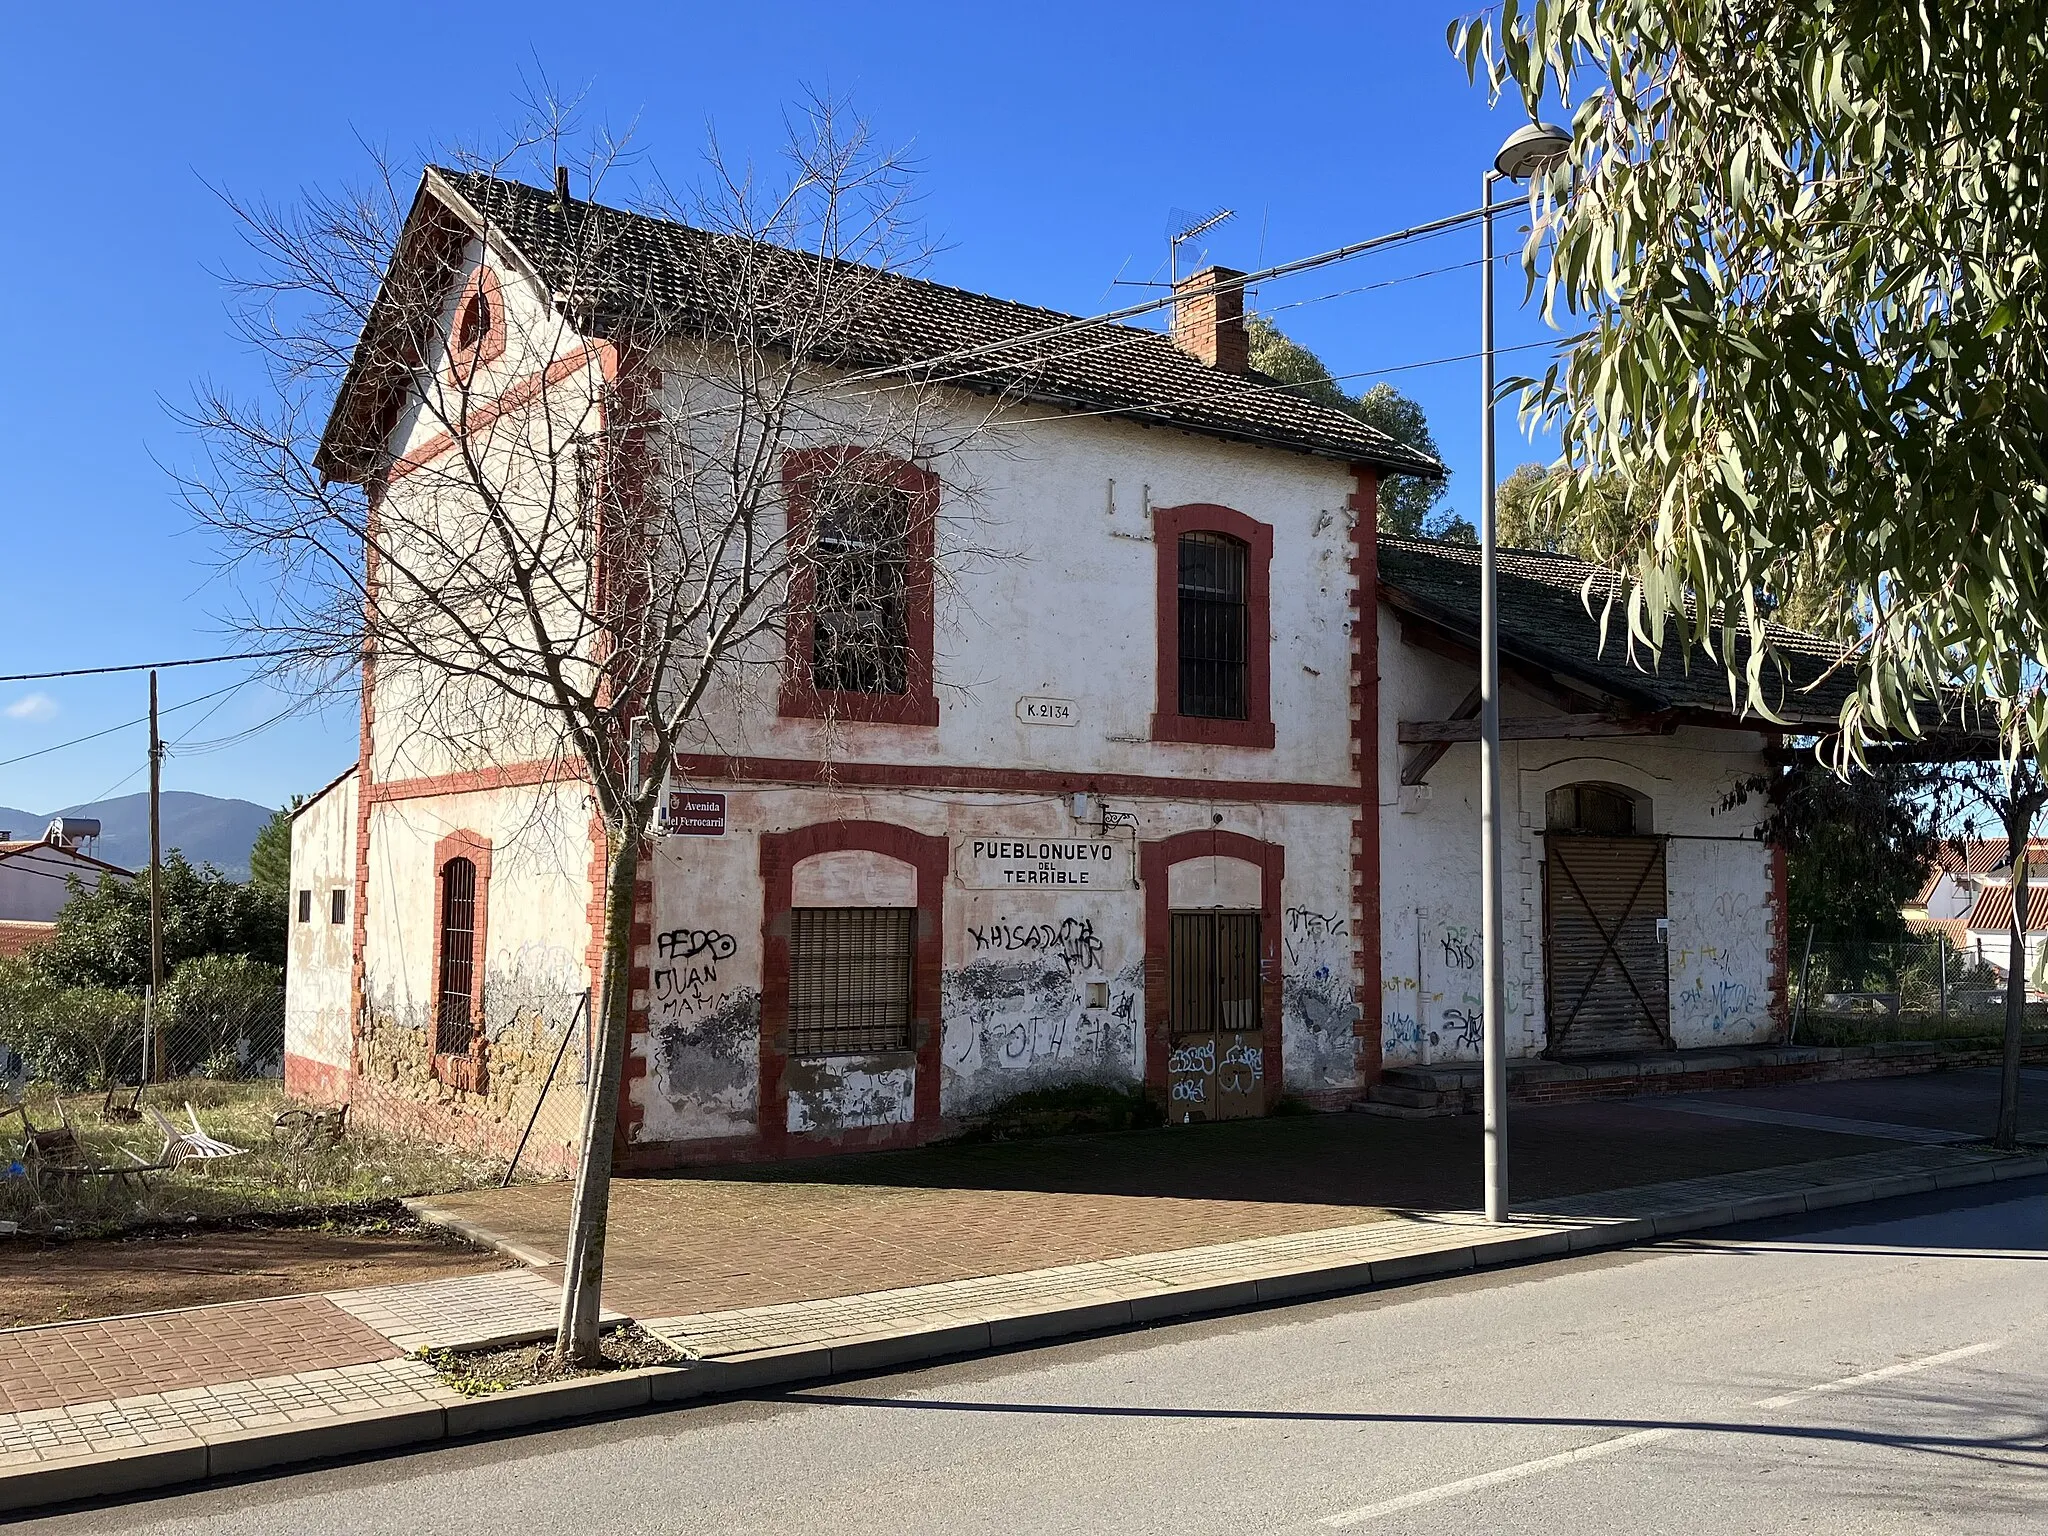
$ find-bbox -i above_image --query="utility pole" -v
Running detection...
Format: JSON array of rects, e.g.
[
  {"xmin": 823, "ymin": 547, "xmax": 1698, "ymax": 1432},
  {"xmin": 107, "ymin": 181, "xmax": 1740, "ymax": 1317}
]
[{"xmin": 148, "ymin": 668, "xmax": 165, "ymax": 1080}]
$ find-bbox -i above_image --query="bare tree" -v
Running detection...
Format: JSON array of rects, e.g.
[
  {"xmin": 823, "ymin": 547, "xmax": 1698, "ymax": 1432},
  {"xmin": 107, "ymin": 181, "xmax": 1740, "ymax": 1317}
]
[{"xmin": 180, "ymin": 94, "xmax": 1001, "ymax": 1360}]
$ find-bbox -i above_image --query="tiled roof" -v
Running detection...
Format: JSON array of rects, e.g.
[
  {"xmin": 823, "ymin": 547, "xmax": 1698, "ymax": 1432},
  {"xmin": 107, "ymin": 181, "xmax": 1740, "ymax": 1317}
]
[
  {"xmin": 1904, "ymin": 915, "xmax": 1968, "ymax": 948},
  {"xmin": 0, "ymin": 920, "xmax": 53, "ymax": 961},
  {"xmin": 428, "ymin": 169, "xmax": 1444, "ymax": 476},
  {"xmin": 1375, "ymin": 536, "xmax": 1855, "ymax": 725},
  {"xmin": 1964, "ymin": 883, "xmax": 2048, "ymax": 934}
]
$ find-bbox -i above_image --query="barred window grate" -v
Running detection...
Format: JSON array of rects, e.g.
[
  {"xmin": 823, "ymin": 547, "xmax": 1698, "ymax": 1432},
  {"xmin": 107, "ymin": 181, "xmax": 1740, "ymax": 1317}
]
[
  {"xmin": 789, "ymin": 906, "xmax": 916, "ymax": 1055},
  {"xmin": 436, "ymin": 856, "xmax": 477, "ymax": 1055},
  {"xmin": 1169, "ymin": 911, "xmax": 1262, "ymax": 1038},
  {"xmin": 1177, "ymin": 531, "xmax": 1249, "ymax": 720}
]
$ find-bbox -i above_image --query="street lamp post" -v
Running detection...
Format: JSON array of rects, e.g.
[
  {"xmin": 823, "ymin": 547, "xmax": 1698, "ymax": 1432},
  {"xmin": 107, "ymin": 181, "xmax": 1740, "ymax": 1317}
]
[{"xmin": 1480, "ymin": 121, "xmax": 1572, "ymax": 1224}]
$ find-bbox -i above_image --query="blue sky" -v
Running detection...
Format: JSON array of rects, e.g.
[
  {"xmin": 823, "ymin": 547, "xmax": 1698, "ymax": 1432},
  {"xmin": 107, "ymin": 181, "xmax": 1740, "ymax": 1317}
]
[{"xmin": 0, "ymin": 1, "xmax": 1565, "ymax": 817}]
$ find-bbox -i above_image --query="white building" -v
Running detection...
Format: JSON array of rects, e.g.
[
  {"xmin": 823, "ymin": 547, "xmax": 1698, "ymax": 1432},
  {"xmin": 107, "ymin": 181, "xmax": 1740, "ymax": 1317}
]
[
  {"xmin": 285, "ymin": 169, "xmax": 1849, "ymax": 1169},
  {"xmin": 0, "ymin": 821, "xmax": 128, "ymax": 926}
]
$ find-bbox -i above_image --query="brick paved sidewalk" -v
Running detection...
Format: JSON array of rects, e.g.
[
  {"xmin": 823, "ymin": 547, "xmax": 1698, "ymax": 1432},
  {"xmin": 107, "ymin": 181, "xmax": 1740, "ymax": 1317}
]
[
  {"xmin": 0, "ymin": 1298, "xmax": 401, "ymax": 1416},
  {"xmin": 417, "ymin": 1096, "xmax": 1899, "ymax": 1320}
]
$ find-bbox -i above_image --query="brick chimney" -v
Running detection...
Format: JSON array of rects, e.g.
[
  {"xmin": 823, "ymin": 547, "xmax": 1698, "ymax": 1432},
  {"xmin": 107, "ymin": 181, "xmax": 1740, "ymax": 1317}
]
[{"xmin": 1171, "ymin": 265, "xmax": 1249, "ymax": 373}]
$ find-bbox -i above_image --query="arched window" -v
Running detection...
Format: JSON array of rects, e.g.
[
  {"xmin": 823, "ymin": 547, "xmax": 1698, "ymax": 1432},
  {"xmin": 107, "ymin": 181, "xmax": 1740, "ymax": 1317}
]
[
  {"xmin": 436, "ymin": 856, "xmax": 478, "ymax": 1055},
  {"xmin": 1151, "ymin": 504, "xmax": 1274, "ymax": 748},
  {"xmin": 1177, "ymin": 531, "xmax": 1250, "ymax": 720},
  {"xmin": 1546, "ymin": 782, "xmax": 1642, "ymax": 836},
  {"xmin": 455, "ymin": 288, "xmax": 492, "ymax": 354}
]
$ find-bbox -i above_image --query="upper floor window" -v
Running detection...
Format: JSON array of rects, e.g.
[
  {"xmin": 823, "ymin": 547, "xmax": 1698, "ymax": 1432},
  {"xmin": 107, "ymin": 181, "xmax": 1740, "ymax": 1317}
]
[
  {"xmin": 456, "ymin": 287, "xmax": 492, "ymax": 354},
  {"xmin": 780, "ymin": 448, "xmax": 941, "ymax": 726},
  {"xmin": 811, "ymin": 482, "xmax": 912, "ymax": 696},
  {"xmin": 1151, "ymin": 504, "xmax": 1275, "ymax": 749},
  {"xmin": 1178, "ymin": 531, "xmax": 1250, "ymax": 720}
]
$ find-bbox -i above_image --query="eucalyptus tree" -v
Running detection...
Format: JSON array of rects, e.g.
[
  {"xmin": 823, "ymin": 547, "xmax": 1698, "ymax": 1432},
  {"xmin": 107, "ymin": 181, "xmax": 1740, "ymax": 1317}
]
[{"xmin": 1453, "ymin": 1, "xmax": 2048, "ymax": 753}]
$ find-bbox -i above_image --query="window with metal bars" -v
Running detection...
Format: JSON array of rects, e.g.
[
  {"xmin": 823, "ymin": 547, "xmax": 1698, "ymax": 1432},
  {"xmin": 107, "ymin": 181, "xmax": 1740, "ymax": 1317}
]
[
  {"xmin": 436, "ymin": 856, "xmax": 478, "ymax": 1055},
  {"xmin": 1169, "ymin": 911, "xmax": 1263, "ymax": 1038},
  {"xmin": 1177, "ymin": 531, "xmax": 1249, "ymax": 720},
  {"xmin": 788, "ymin": 906, "xmax": 915, "ymax": 1055},
  {"xmin": 811, "ymin": 483, "xmax": 911, "ymax": 695},
  {"xmin": 330, "ymin": 888, "xmax": 348, "ymax": 925}
]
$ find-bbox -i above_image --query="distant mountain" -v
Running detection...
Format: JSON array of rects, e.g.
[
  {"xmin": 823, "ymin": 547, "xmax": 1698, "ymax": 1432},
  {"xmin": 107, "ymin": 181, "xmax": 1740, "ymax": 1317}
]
[{"xmin": 0, "ymin": 792, "xmax": 275, "ymax": 880}]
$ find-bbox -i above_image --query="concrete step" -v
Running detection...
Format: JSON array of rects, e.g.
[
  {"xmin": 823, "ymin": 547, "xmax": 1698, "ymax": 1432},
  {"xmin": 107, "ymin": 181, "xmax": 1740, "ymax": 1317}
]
[
  {"xmin": 1349, "ymin": 1098, "xmax": 1453, "ymax": 1119},
  {"xmin": 1366, "ymin": 1083, "xmax": 1458, "ymax": 1110}
]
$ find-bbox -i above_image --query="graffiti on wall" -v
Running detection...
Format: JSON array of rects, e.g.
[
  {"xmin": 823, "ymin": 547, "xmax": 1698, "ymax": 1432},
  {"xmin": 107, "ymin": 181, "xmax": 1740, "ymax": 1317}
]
[
  {"xmin": 785, "ymin": 1057, "xmax": 913, "ymax": 1133},
  {"xmin": 965, "ymin": 917, "xmax": 1105, "ymax": 973},
  {"xmin": 1282, "ymin": 905, "xmax": 1357, "ymax": 1090},
  {"xmin": 1382, "ymin": 906, "xmax": 1532, "ymax": 1066},
  {"xmin": 649, "ymin": 924, "xmax": 759, "ymax": 1138},
  {"xmin": 941, "ymin": 907, "xmax": 1140, "ymax": 1115},
  {"xmin": 1666, "ymin": 841, "xmax": 1774, "ymax": 1043}
]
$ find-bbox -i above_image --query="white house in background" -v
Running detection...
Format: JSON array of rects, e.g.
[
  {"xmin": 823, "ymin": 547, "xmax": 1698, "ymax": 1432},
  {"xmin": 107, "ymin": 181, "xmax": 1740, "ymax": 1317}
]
[
  {"xmin": 284, "ymin": 169, "xmax": 1853, "ymax": 1171},
  {"xmin": 0, "ymin": 820, "xmax": 127, "ymax": 925}
]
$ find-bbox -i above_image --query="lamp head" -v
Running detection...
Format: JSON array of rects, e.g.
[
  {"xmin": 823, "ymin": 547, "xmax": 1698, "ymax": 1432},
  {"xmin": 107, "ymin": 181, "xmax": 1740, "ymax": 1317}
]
[{"xmin": 1494, "ymin": 122, "xmax": 1573, "ymax": 181}]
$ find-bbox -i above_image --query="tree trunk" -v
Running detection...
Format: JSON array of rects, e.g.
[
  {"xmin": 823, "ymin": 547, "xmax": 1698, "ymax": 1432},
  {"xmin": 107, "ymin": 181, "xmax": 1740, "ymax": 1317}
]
[
  {"xmin": 1996, "ymin": 826, "xmax": 2028, "ymax": 1151},
  {"xmin": 555, "ymin": 829, "xmax": 640, "ymax": 1363}
]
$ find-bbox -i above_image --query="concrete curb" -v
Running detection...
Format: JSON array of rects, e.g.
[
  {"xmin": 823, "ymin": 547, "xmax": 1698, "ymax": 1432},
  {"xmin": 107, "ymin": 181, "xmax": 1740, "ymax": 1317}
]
[{"xmin": 7, "ymin": 1150, "xmax": 2044, "ymax": 1517}]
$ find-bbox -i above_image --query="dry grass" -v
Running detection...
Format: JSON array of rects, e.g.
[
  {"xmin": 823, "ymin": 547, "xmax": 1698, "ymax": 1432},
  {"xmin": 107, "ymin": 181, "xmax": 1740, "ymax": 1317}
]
[{"xmin": 1, "ymin": 1080, "xmax": 507, "ymax": 1236}]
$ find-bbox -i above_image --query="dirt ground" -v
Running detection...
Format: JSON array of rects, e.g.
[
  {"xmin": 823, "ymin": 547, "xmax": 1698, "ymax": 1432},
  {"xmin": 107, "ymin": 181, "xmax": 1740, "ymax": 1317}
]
[{"xmin": 0, "ymin": 1223, "xmax": 511, "ymax": 1329}]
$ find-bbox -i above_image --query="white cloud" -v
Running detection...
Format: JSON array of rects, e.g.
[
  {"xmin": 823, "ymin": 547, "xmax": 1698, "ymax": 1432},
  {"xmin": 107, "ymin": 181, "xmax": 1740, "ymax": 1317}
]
[{"xmin": 3, "ymin": 692, "xmax": 59, "ymax": 723}]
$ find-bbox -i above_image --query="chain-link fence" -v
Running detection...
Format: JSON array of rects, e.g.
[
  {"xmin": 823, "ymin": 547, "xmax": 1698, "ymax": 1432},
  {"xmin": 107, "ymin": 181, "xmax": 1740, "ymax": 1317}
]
[
  {"xmin": 1789, "ymin": 931, "xmax": 2047, "ymax": 1044},
  {"xmin": 0, "ymin": 958, "xmax": 284, "ymax": 1097}
]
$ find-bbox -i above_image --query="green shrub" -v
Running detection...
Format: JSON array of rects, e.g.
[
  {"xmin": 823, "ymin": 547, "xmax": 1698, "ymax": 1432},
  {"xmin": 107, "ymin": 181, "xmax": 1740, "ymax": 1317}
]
[{"xmin": 159, "ymin": 954, "xmax": 286, "ymax": 1077}]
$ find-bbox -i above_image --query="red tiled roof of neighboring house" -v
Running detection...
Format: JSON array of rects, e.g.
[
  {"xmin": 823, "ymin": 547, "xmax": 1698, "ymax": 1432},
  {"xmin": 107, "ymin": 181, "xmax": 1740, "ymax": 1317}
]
[
  {"xmin": 0, "ymin": 920, "xmax": 54, "ymax": 960},
  {"xmin": 1964, "ymin": 883, "xmax": 2048, "ymax": 934},
  {"xmin": 1905, "ymin": 915, "xmax": 1968, "ymax": 948}
]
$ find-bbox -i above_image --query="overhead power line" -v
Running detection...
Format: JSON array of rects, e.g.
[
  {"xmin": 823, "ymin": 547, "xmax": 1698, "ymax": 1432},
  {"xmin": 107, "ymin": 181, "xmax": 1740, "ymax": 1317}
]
[{"xmin": 0, "ymin": 649, "xmax": 304, "ymax": 685}]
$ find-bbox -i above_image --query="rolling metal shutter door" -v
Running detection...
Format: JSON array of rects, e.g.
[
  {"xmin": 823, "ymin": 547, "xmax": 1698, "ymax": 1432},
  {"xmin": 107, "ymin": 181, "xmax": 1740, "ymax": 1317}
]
[{"xmin": 1544, "ymin": 835, "xmax": 1671, "ymax": 1057}]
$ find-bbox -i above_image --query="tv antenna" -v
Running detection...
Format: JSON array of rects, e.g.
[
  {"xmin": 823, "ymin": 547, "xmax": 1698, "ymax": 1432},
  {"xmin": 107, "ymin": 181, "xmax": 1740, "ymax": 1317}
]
[{"xmin": 1167, "ymin": 207, "xmax": 1235, "ymax": 287}]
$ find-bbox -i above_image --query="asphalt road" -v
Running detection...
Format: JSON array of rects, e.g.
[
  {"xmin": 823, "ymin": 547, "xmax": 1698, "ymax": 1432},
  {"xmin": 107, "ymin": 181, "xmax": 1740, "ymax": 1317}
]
[{"xmin": 30, "ymin": 1178, "xmax": 2047, "ymax": 1535}]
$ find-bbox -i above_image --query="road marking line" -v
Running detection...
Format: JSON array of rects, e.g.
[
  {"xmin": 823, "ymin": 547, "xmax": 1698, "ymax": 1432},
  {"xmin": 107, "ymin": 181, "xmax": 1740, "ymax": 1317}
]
[
  {"xmin": 1318, "ymin": 1429, "xmax": 1680, "ymax": 1525},
  {"xmin": 1316, "ymin": 1340, "xmax": 2004, "ymax": 1527},
  {"xmin": 1753, "ymin": 1339, "xmax": 2004, "ymax": 1409}
]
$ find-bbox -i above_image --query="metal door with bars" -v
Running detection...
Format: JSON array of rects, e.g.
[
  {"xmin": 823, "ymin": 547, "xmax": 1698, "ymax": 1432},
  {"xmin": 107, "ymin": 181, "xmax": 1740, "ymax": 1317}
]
[
  {"xmin": 1543, "ymin": 835, "xmax": 1671, "ymax": 1057},
  {"xmin": 789, "ymin": 906, "xmax": 916, "ymax": 1055},
  {"xmin": 1166, "ymin": 911, "xmax": 1266, "ymax": 1120}
]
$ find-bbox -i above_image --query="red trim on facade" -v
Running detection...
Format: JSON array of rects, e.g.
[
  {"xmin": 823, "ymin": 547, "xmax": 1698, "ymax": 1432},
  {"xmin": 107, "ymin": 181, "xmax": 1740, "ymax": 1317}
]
[
  {"xmin": 1150, "ymin": 503, "xmax": 1276, "ymax": 749},
  {"xmin": 778, "ymin": 449, "xmax": 942, "ymax": 727},
  {"xmin": 1348, "ymin": 466, "xmax": 1385, "ymax": 1087},
  {"xmin": 389, "ymin": 343, "xmax": 610, "ymax": 484},
  {"xmin": 426, "ymin": 829, "xmax": 493, "ymax": 1094},
  {"xmin": 445, "ymin": 264, "xmax": 507, "ymax": 384},
  {"xmin": 367, "ymin": 760, "xmax": 583, "ymax": 804},
  {"xmin": 283, "ymin": 1052, "xmax": 351, "ymax": 1105},
  {"xmin": 1138, "ymin": 828, "xmax": 1286, "ymax": 1110},
  {"xmin": 756, "ymin": 820, "xmax": 949, "ymax": 1157},
  {"xmin": 672, "ymin": 753, "xmax": 1357, "ymax": 807}
]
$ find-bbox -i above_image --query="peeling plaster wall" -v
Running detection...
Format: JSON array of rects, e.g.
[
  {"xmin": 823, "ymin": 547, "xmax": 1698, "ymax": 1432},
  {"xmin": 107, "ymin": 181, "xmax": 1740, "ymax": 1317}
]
[
  {"xmin": 1375, "ymin": 606, "xmax": 1780, "ymax": 1064},
  {"xmin": 355, "ymin": 780, "xmax": 593, "ymax": 1163},
  {"xmin": 669, "ymin": 404, "xmax": 1363, "ymax": 786},
  {"xmin": 284, "ymin": 768, "xmax": 358, "ymax": 1082},
  {"xmin": 640, "ymin": 788, "xmax": 1358, "ymax": 1143}
]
